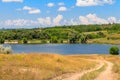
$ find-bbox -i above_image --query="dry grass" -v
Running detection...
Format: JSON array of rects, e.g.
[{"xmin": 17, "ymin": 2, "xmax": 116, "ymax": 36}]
[
  {"xmin": 88, "ymin": 38, "xmax": 120, "ymax": 45},
  {"xmin": 108, "ymin": 34, "xmax": 120, "ymax": 40},
  {"xmin": 0, "ymin": 54, "xmax": 97, "ymax": 80},
  {"xmin": 75, "ymin": 54, "xmax": 120, "ymax": 80},
  {"xmin": 80, "ymin": 63, "xmax": 107, "ymax": 80},
  {"xmin": 0, "ymin": 54, "xmax": 120, "ymax": 80},
  {"xmin": 103, "ymin": 55, "xmax": 120, "ymax": 80}
]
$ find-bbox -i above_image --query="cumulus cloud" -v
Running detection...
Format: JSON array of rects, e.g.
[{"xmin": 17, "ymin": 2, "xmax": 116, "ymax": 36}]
[
  {"xmin": 38, "ymin": 17, "xmax": 51, "ymax": 25},
  {"xmin": 79, "ymin": 14, "xmax": 108, "ymax": 24},
  {"xmin": 53, "ymin": 15, "xmax": 63, "ymax": 25},
  {"xmin": 0, "ymin": 14, "xmax": 64, "ymax": 28},
  {"xmin": 17, "ymin": 6, "xmax": 41, "ymax": 14},
  {"xmin": 38, "ymin": 15, "xmax": 63, "ymax": 26},
  {"xmin": 1, "ymin": 14, "xmax": 120, "ymax": 28},
  {"xmin": 58, "ymin": 6, "xmax": 67, "ymax": 11},
  {"xmin": 76, "ymin": 0, "xmax": 114, "ymax": 6},
  {"xmin": 70, "ymin": 19, "xmax": 78, "ymax": 25},
  {"xmin": 79, "ymin": 16, "xmax": 89, "ymax": 24},
  {"xmin": 108, "ymin": 17, "xmax": 116, "ymax": 24},
  {"xmin": 47, "ymin": 3, "xmax": 54, "ymax": 7},
  {"xmin": 2, "ymin": 0, "xmax": 23, "ymax": 2},
  {"xmin": 1, "ymin": 19, "xmax": 38, "ymax": 28},
  {"xmin": 79, "ymin": 13, "xmax": 110, "ymax": 24}
]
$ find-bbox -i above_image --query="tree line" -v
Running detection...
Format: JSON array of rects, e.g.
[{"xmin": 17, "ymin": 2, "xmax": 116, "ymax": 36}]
[{"xmin": 0, "ymin": 24, "xmax": 120, "ymax": 44}]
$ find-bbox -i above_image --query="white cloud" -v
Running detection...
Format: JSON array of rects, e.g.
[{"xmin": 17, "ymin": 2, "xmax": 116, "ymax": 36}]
[
  {"xmin": 53, "ymin": 15, "xmax": 63, "ymax": 25},
  {"xmin": 2, "ymin": 0, "xmax": 23, "ymax": 2},
  {"xmin": 0, "ymin": 14, "xmax": 64, "ymax": 28},
  {"xmin": 38, "ymin": 17, "xmax": 51, "ymax": 25},
  {"xmin": 23, "ymin": 6, "xmax": 32, "ymax": 10},
  {"xmin": 58, "ymin": 6, "xmax": 67, "ymax": 11},
  {"xmin": 70, "ymin": 19, "xmax": 78, "ymax": 25},
  {"xmin": 29, "ymin": 9, "xmax": 41, "ymax": 14},
  {"xmin": 108, "ymin": 17, "xmax": 116, "ymax": 24},
  {"xmin": 79, "ymin": 16, "xmax": 89, "ymax": 24},
  {"xmin": 79, "ymin": 13, "xmax": 108, "ymax": 24},
  {"xmin": 47, "ymin": 3, "xmax": 54, "ymax": 7},
  {"xmin": 76, "ymin": 0, "xmax": 114, "ymax": 6},
  {"xmin": 17, "ymin": 6, "xmax": 41, "ymax": 14},
  {"xmin": 58, "ymin": 2, "xmax": 65, "ymax": 6},
  {"xmin": 3, "ymin": 19, "xmax": 38, "ymax": 28},
  {"xmin": 1, "ymin": 14, "xmax": 120, "ymax": 28}
]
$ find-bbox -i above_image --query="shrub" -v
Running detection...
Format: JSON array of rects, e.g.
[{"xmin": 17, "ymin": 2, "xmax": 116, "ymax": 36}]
[
  {"xmin": 23, "ymin": 38, "xmax": 28, "ymax": 44},
  {"xmin": 0, "ymin": 38, "xmax": 5, "ymax": 44},
  {"xmin": 0, "ymin": 45, "xmax": 12, "ymax": 54},
  {"xmin": 80, "ymin": 34, "xmax": 88, "ymax": 44},
  {"xmin": 109, "ymin": 46, "xmax": 119, "ymax": 55}
]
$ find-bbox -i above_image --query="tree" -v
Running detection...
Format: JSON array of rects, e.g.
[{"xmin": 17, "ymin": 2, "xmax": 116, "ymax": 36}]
[
  {"xmin": 50, "ymin": 36, "xmax": 58, "ymax": 43},
  {"xmin": 0, "ymin": 37, "xmax": 5, "ymax": 44},
  {"xmin": 80, "ymin": 34, "xmax": 88, "ymax": 44},
  {"xmin": 23, "ymin": 38, "xmax": 28, "ymax": 44},
  {"xmin": 109, "ymin": 46, "xmax": 119, "ymax": 55}
]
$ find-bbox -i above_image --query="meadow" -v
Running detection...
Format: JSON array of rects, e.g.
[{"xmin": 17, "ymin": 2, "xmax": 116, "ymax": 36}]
[
  {"xmin": 0, "ymin": 54, "xmax": 97, "ymax": 80},
  {"xmin": 0, "ymin": 54, "xmax": 120, "ymax": 80}
]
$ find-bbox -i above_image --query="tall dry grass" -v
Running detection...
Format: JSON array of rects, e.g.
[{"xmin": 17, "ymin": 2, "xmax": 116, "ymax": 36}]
[{"xmin": 0, "ymin": 54, "xmax": 97, "ymax": 80}]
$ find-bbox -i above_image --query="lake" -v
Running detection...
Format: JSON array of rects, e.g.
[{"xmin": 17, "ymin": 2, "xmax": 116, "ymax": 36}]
[{"xmin": 3, "ymin": 44, "xmax": 120, "ymax": 55}]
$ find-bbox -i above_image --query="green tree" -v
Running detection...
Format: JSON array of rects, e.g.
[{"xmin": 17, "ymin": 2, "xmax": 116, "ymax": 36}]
[
  {"xmin": 23, "ymin": 38, "xmax": 28, "ymax": 44},
  {"xmin": 109, "ymin": 46, "xmax": 119, "ymax": 55},
  {"xmin": 50, "ymin": 36, "xmax": 58, "ymax": 43},
  {"xmin": 0, "ymin": 37, "xmax": 5, "ymax": 44},
  {"xmin": 80, "ymin": 34, "xmax": 88, "ymax": 44}
]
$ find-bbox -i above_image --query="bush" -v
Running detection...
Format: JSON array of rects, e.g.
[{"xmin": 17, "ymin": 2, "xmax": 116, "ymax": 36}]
[
  {"xmin": 0, "ymin": 38, "xmax": 5, "ymax": 44},
  {"xmin": 80, "ymin": 34, "xmax": 88, "ymax": 44},
  {"xmin": 23, "ymin": 38, "xmax": 28, "ymax": 44},
  {"xmin": 0, "ymin": 45, "xmax": 12, "ymax": 54},
  {"xmin": 109, "ymin": 46, "xmax": 119, "ymax": 55}
]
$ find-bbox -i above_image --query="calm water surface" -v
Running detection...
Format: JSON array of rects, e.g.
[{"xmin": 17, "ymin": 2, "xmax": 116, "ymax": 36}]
[{"xmin": 3, "ymin": 44, "xmax": 120, "ymax": 55}]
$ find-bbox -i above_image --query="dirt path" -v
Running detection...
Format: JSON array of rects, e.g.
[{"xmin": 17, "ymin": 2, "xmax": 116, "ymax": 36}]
[
  {"xmin": 94, "ymin": 61, "xmax": 114, "ymax": 80},
  {"xmin": 51, "ymin": 60, "xmax": 105, "ymax": 80}
]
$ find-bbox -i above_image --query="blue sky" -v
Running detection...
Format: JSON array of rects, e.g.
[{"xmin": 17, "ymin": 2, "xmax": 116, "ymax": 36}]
[{"xmin": 0, "ymin": 0, "xmax": 119, "ymax": 28}]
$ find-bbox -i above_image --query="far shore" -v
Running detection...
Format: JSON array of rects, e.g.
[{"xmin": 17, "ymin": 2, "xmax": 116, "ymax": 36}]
[{"xmin": 3, "ymin": 39, "xmax": 120, "ymax": 45}]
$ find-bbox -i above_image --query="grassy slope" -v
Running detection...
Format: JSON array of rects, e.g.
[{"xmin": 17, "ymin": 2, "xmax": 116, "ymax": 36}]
[{"xmin": 0, "ymin": 54, "xmax": 97, "ymax": 80}]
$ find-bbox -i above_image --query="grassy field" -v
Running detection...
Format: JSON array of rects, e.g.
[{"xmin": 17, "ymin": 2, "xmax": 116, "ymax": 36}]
[
  {"xmin": 0, "ymin": 54, "xmax": 120, "ymax": 80},
  {"xmin": 0, "ymin": 54, "xmax": 97, "ymax": 80}
]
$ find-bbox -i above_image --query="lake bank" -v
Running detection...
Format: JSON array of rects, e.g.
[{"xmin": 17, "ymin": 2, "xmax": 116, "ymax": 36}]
[
  {"xmin": 0, "ymin": 53, "xmax": 119, "ymax": 80},
  {"xmin": 3, "ymin": 38, "xmax": 120, "ymax": 45}
]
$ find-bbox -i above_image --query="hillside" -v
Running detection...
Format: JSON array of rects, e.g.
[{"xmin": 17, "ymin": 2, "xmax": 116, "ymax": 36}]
[{"xmin": 0, "ymin": 24, "xmax": 120, "ymax": 44}]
